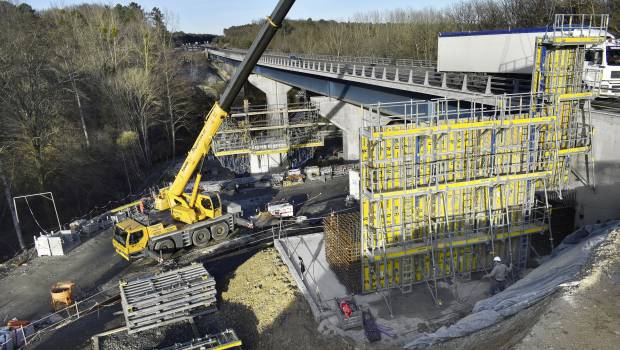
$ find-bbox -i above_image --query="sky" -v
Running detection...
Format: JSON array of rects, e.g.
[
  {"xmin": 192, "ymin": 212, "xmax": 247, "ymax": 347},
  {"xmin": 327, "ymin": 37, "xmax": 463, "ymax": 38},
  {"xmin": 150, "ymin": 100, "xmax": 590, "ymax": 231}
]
[{"xmin": 24, "ymin": 0, "xmax": 458, "ymax": 35}]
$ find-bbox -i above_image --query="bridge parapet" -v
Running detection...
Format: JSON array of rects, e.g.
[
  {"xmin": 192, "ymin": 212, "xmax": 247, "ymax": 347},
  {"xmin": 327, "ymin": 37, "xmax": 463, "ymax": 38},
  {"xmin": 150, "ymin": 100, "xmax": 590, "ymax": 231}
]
[{"xmin": 208, "ymin": 47, "xmax": 531, "ymax": 103}]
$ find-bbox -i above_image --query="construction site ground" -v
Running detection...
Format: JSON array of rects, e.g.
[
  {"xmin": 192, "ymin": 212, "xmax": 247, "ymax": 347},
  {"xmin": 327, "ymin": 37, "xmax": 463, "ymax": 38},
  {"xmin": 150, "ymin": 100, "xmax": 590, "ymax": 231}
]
[
  {"xmin": 1, "ymin": 174, "xmax": 618, "ymax": 349},
  {"xmin": 0, "ymin": 176, "xmax": 352, "ymax": 349}
]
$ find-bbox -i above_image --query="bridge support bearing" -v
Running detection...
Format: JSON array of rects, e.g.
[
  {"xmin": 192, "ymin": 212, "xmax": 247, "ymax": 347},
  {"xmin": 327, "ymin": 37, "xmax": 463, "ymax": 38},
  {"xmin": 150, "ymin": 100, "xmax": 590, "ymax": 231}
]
[{"xmin": 312, "ymin": 97, "xmax": 363, "ymax": 161}]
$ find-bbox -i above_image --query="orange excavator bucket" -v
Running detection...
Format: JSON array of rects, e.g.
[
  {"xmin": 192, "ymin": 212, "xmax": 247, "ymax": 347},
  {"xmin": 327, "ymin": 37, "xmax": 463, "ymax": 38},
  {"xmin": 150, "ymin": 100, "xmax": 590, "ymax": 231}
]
[{"xmin": 50, "ymin": 282, "xmax": 76, "ymax": 311}]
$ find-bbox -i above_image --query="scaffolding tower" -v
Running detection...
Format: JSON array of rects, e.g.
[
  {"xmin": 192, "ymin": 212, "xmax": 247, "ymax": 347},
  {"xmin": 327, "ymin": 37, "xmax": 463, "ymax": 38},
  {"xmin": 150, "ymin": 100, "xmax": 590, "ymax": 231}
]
[
  {"xmin": 212, "ymin": 102, "xmax": 326, "ymax": 173},
  {"xmin": 349, "ymin": 14, "xmax": 608, "ymax": 294}
]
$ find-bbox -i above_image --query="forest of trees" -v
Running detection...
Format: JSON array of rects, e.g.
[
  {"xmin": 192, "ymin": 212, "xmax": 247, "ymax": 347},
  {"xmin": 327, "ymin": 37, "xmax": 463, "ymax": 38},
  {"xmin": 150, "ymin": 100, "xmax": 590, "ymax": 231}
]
[
  {"xmin": 0, "ymin": 2, "xmax": 213, "ymax": 257},
  {"xmin": 215, "ymin": 0, "xmax": 620, "ymax": 60}
]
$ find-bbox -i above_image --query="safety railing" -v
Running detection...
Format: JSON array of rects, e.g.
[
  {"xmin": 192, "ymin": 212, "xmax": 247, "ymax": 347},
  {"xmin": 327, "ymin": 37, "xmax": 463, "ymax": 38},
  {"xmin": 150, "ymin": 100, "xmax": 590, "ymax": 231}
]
[
  {"xmin": 360, "ymin": 92, "xmax": 551, "ymax": 129},
  {"xmin": 0, "ymin": 287, "xmax": 119, "ymax": 349},
  {"xmin": 208, "ymin": 48, "xmax": 531, "ymax": 97},
  {"xmin": 366, "ymin": 202, "xmax": 550, "ymax": 252},
  {"xmin": 552, "ymin": 14, "xmax": 609, "ymax": 38}
]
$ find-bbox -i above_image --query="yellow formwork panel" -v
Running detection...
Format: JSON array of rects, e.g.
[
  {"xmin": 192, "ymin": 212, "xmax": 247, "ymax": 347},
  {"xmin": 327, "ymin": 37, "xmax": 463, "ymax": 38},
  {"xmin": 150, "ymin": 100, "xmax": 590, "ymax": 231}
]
[
  {"xmin": 363, "ymin": 238, "xmax": 528, "ymax": 292},
  {"xmin": 357, "ymin": 29, "xmax": 603, "ymax": 293}
]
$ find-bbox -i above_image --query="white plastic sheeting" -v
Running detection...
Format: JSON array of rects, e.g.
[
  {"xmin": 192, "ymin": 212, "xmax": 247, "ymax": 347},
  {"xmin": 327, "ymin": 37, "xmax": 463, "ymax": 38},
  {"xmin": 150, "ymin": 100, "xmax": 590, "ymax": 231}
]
[{"xmin": 406, "ymin": 221, "xmax": 619, "ymax": 348}]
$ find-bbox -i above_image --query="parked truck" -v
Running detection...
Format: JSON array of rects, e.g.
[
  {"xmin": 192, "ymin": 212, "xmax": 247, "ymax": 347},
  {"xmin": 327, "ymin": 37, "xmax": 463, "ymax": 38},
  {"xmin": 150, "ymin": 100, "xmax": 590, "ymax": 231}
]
[
  {"xmin": 437, "ymin": 27, "xmax": 620, "ymax": 97},
  {"xmin": 112, "ymin": 0, "xmax": 296, "ymax": 261}
]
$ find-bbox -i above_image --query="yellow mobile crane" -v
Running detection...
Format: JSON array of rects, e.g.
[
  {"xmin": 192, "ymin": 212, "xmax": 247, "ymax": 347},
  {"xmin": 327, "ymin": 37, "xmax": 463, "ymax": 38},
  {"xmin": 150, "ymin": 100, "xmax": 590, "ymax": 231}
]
[{"xmin": 113, "ymin": 0, "xmax": 296, "ymax": 261}]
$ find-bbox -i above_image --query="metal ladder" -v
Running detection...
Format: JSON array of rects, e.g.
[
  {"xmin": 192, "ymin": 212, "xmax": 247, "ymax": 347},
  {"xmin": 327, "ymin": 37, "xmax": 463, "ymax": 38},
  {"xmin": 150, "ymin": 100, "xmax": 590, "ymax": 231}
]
[
  {"xmin": 400, "ymin": 257, "xmax": 414, "ymax": 294},
  {"xmin": 517, "ymin": 235, "xmax": 530, "ymax": 272}
]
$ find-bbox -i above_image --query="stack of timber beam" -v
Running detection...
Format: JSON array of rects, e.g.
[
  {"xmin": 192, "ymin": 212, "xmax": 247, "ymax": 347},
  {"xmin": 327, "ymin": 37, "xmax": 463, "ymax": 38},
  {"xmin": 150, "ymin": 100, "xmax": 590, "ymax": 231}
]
[
  {"xmin": 119, "ymin": 264, "xmax": 216, "ymax": 334},
  {"xmin": 324, "ymin": 212, "xmax": 361, "ymax": 293}
]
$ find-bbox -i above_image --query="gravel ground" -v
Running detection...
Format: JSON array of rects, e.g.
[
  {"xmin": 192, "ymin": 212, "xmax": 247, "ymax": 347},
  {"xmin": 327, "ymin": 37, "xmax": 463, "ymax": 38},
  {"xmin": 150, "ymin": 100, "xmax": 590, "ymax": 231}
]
[
  {"xmin": 513, "ymin": 230, "xmax": 620, "ymax": 350},
  {"xmin": 430, "ymin": 229, "xmax": 620, "ymax": 350},
  {"xmin": 96, "ymin": 248, "xmax": 353, "ymax": 350},
  {"xmin": 217, "ymin": 248, "xmax": 353, "ymax": 350}
]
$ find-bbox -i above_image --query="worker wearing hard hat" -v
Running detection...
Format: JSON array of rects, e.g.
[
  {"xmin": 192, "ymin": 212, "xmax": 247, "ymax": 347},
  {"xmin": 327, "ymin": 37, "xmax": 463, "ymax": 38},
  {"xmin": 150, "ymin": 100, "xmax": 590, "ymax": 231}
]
[{"xmin": 483, "ymin": 256, "xmax": 512, "ymax": 295}]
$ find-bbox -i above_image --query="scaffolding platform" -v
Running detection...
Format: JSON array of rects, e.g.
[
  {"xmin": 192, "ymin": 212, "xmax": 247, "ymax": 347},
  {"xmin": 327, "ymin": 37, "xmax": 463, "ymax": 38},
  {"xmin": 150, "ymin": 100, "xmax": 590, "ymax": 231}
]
[{"xmin": 212, "ymin": 102, "xmax": 327, "ymax": 173}]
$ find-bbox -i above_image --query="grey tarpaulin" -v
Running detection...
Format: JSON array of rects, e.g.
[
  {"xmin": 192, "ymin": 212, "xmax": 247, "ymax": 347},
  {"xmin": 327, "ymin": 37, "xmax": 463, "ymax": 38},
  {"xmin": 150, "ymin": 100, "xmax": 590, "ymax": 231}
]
[{"xmin": 405, "ymin": 221, "xmax": 619, "ymax": 349}]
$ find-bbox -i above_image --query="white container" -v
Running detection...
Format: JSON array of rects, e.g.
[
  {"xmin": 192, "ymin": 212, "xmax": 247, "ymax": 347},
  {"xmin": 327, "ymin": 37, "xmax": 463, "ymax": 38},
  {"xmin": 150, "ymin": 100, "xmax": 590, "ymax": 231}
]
[
  {"xmin": 267, "ymin": 202, "xmax": 294, "ymax": 218},
  {"xmin": 348, "ymin": 170, "xmax": 360, "ymax": 200},
  {"xmin": 35, "ymin": 230, "xmax": 81, "ymax": 257},
  {"xmin": 437, "ymin": 28, "xmax": 548, "ymax": 74}
]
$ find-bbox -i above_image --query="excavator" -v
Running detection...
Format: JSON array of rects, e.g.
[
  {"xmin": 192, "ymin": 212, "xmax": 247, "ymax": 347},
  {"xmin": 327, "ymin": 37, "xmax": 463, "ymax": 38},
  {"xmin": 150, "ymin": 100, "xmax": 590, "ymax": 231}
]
[{"xmin": 113, "ymin": 0, "xmax": 296, "ymax": 261}]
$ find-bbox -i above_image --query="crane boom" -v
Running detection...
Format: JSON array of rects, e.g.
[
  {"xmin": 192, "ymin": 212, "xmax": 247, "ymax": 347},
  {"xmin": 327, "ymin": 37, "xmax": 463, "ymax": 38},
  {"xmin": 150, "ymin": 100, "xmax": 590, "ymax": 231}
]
[{"xmin": 155, "ymin": 0, "xmax": 296, "ymax": 224}]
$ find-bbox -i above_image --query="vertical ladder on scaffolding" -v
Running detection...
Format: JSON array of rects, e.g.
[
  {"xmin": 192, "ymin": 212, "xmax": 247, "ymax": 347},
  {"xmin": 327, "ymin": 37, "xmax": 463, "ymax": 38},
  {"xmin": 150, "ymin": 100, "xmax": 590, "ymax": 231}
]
[
  {"xmin": 424, "ymin": 192, "xmax": 440, "ymax": 304},
  {"xmin": 400, "ymin": 197, "xmax": 414, "ymax": 294},
  {"xmin": 400, "ymin": 255, "xmax": 414, "ymax": 294},
  {"xmin": 517, "ymin": 234, "xmax": 530, "ymax": 272}
]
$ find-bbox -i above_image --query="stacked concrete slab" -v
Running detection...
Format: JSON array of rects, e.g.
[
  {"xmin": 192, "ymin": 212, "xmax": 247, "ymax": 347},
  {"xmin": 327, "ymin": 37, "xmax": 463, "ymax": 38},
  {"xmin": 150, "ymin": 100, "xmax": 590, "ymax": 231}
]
[{"xmin": 119, "ymin": 264, "xmax": 216, "ymax": 334}]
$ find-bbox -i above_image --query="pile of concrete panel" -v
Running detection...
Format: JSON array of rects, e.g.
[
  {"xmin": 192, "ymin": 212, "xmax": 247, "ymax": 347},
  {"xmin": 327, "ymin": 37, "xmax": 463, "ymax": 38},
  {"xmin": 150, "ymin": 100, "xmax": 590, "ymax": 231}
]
[{"xmin": 119, "ymin": 264, "xmax": 216, "ymax": 334}]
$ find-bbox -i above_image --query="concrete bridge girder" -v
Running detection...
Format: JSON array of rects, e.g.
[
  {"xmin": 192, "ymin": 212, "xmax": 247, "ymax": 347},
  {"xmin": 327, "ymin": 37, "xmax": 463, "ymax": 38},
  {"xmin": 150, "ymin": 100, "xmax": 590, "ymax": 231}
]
[{"xmin": 208, "ymin": 48, "xmax": 499, "ymax": 106}]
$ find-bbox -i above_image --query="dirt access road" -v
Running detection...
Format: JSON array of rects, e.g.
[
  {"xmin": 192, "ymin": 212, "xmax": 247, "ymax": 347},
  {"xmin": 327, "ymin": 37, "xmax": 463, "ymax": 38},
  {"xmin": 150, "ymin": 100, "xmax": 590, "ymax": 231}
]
[{"xmin": 0, "ymin": 229, "xmax": 129, "ymax": 322}]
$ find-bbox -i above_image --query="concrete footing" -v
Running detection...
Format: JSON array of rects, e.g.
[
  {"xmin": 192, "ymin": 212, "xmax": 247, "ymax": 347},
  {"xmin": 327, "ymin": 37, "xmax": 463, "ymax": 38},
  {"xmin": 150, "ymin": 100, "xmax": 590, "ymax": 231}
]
[{"xmin": 274, "ymin": 232, "xmax": 489, "ymax": 347}]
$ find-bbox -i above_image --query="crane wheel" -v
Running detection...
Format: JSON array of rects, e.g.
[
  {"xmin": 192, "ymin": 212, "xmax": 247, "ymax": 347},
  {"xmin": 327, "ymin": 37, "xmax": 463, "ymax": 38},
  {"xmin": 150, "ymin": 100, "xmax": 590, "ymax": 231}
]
[
  {"xmin": 155, "ymin": 239, "xmax": 175, "ymax": 251},
  {"xmin": 210, "ymin": 222, "xmax": 229, "ymax": 242},
  {"xmin": 154, "ymin": 239, "xmax": 175, "ymax": 258},
  {"xmin": 192, "ymin": 228, "xmax": 211, "ymax": 247}
]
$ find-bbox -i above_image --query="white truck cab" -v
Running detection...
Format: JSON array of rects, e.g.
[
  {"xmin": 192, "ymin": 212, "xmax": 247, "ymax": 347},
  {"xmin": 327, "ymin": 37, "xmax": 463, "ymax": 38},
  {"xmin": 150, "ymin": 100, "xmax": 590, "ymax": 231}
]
[{"xmin": 585, "ymin": 36, "xmax": 620, "ymax": 98}]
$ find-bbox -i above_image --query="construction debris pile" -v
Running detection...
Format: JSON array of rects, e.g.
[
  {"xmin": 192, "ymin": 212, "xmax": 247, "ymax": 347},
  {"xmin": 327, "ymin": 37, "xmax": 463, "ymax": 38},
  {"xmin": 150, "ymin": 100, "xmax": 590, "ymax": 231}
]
[{"xmin": 119, "ymin": 264, "xmax": 216, "ymax": 334}]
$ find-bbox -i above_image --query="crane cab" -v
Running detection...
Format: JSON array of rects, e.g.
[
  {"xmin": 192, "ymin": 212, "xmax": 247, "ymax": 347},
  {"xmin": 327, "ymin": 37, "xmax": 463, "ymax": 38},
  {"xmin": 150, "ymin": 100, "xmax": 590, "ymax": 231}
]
[
  {"xmin": 113, "ymin": 218, "xmax": 177, "ymax": 260},
  {"xmin": 171, "ymin": 192, "xmax": 223, "ymax": 224}
]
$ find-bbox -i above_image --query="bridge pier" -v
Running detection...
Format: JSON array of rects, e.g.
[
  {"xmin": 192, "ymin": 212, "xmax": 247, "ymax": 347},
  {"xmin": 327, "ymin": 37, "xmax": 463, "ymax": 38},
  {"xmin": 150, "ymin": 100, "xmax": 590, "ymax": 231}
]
[
  {"xmin": 248, "ymin": 74, "xmax": 292, "ymax": 107},
  {"xmin": 246, "ymin": 74, "xmax": 293, "ymax": 174},
  {"xmin": 311, "ymin": 97, "xmax": 362, "ymax": 161}
]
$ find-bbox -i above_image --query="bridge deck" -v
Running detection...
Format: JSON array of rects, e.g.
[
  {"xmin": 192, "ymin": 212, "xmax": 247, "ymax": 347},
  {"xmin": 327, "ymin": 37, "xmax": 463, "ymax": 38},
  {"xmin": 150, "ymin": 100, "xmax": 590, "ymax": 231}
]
[{"xmin": 208, "ymin": 47, "xmax": 531, "ymax": 106}]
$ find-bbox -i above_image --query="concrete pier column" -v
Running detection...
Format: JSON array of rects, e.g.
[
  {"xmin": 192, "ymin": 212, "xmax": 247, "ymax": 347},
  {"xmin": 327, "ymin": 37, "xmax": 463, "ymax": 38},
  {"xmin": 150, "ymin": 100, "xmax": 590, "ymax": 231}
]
[
  {"xmin": 248, "ymin": 74, "xmax": 292, "ymax": 107},
  {"xmin": 246, "ymin": 74, "xmax": 293, "ymax": 174},
  {"xmin": 311, "ymin": 96, "xmax": 363, "ymax": 161}
]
